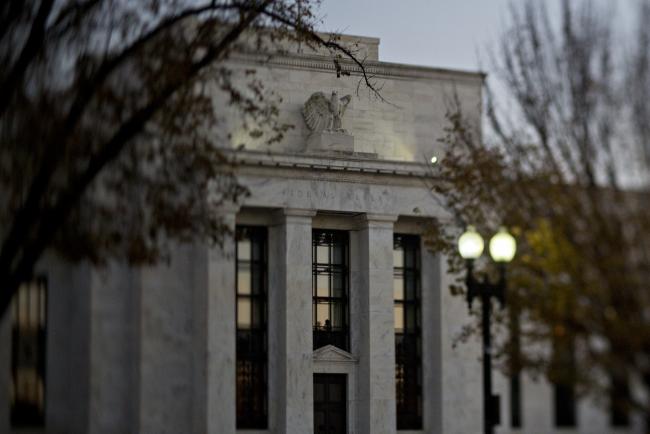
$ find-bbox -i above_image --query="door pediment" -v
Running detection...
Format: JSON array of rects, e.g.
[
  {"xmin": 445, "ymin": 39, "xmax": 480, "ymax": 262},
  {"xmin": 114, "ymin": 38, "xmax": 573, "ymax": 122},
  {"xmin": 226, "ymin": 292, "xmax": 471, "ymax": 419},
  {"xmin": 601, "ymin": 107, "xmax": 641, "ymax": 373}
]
[{"xmin": 313, "ymin": 345, "xmax": 357, "ymax": 363}]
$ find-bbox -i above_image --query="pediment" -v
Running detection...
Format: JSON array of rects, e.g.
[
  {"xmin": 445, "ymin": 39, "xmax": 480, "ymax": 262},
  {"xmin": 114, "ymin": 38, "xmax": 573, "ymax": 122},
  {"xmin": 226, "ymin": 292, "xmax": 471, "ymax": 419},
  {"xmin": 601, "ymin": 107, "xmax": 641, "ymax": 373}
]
[{"xmin": 313, "ymin": 345, "xmax": 357, "ymax": 363}]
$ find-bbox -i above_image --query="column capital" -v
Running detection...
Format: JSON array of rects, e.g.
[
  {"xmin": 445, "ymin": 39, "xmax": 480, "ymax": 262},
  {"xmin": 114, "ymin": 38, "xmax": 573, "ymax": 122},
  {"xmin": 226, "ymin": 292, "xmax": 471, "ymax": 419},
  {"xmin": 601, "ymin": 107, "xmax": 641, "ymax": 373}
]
[
  {"xmin": 282, "ymin": 208, "xmax": 318, "ymax": 218},
  {"xmin": 365, "ymin": 213, "xmax": 398, "ymax": 223},
  {"xmin": 215, "ymin": 202, "xmax": 241, "ymax": 218},
  {"xmin": 354, "ymin": 213, "xmax": 398, "ymax": 229},
  {"xmin": 272, "ymin": 208, "xmax": 317, "ymax": 225}
]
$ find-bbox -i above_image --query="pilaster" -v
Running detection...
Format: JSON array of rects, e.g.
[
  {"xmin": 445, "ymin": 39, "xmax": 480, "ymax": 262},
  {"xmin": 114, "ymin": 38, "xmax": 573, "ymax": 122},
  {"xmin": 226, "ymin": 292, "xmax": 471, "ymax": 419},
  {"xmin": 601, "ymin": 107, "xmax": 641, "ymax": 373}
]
[
  {"xmin": 269, "ymin": 208, "xmax": 316, "ymax": 434},
  {"xmin": 421, "ymin": 239, "xmax": 442, "ymax": 433},
  {"xmin": 354, "ymin": 213, "xmax": 398, "ymax": 434},
  {"xmin": 194, "ymin": 205, "xmax": 239, "ymax": 434}
]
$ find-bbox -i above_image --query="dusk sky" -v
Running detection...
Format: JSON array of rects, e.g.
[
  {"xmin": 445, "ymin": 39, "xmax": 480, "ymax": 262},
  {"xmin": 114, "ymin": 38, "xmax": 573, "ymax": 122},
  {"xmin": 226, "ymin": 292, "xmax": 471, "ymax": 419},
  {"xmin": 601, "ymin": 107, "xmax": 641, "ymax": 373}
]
[{"xmin": 318, "ymin": 0, "xmax": 635, "ymax": 74}]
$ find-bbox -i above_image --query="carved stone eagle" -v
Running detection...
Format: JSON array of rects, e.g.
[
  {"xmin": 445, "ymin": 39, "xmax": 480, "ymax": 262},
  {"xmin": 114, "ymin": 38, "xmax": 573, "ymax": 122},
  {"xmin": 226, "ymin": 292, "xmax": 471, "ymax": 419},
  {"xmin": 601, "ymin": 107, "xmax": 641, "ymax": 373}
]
[{"xmin": 302, "ymin": 91, "xmax": 352, "ymax": 134}]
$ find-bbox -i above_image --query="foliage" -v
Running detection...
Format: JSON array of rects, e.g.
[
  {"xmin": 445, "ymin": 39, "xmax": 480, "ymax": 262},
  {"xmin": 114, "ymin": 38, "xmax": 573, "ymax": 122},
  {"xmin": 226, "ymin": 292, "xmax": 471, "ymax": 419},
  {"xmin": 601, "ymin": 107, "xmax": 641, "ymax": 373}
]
[
  {"xmin": 0, "ymin": 0, "xmax": 378, "ymax": 319},
  {"xmin": 430, "ymin": 0, "xmax": 650, "ymax": 415}
]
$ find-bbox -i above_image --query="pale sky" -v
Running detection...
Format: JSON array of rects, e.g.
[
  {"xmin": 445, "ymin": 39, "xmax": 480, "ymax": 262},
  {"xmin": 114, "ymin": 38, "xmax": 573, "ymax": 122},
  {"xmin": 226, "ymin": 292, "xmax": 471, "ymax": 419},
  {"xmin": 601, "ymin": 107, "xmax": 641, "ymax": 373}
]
[{"xmin": 317, "ymin": 0, "xmax": 635, "ymax": 74}]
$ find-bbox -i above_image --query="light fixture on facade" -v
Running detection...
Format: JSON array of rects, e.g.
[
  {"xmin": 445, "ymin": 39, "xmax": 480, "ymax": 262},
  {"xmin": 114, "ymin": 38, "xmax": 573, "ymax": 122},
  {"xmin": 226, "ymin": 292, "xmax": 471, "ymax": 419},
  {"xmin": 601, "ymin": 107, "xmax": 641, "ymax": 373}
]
[{"xmin": 430, "ymin": 155, "xmax": 438, "ymax": 164}]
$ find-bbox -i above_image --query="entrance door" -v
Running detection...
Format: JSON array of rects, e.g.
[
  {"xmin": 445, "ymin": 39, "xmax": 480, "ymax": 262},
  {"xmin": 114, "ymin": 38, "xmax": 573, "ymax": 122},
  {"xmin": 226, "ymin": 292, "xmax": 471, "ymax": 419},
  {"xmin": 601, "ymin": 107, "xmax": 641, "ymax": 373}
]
[{"xmin": 314, "ymin": 374, "xmax": 347, "ymax": 434}]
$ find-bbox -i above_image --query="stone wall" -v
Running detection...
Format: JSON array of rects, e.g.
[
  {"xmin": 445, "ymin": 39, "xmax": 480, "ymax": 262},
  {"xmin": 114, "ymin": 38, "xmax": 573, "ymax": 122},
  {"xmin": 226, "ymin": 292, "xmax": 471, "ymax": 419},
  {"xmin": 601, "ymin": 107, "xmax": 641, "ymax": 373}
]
[{"xmin": 213, "ymin": 52, "xmax": 483, "ymax": 163}]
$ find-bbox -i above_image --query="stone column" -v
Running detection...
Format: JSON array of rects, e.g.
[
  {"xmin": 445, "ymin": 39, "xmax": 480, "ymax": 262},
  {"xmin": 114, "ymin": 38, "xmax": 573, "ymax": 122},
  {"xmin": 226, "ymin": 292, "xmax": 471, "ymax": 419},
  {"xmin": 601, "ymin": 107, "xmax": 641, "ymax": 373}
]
[
  {"xmin": 193, "ymin": 206, "xmax": 238, "ymax": 434},
  {"xmin": 355, "ymin": 213, "xmax": 398, "ymax": 434},
  {"xmin": 269, "ymin": 208, "xmax": 316, "ymax": 434}
]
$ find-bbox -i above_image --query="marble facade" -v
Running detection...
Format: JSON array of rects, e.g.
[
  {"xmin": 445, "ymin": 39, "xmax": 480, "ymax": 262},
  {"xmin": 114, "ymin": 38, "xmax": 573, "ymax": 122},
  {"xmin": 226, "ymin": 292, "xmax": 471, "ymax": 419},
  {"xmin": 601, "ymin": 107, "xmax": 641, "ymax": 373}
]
[{"xmin": 0, "ymin": 33, "xmax": 642, "ymax": 434}]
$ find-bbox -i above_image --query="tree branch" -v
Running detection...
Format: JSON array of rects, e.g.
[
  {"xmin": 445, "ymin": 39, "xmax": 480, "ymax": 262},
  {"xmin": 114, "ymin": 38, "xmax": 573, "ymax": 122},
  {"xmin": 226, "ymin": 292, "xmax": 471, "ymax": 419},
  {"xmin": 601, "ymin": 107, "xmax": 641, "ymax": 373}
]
[
  {"xmin": 0, "ymin": 0, "xmax": 275, "ymax": 319},
  {"xmin": 0, "ymin": 0, "xmax": 54, "ymax": 115}
]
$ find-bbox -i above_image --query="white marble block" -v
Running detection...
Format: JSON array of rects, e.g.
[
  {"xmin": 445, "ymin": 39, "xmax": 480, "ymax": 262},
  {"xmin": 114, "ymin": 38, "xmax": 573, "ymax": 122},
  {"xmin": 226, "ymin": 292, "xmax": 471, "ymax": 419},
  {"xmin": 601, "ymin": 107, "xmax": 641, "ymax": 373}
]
[{"xmin": 306, "ymin": 130, "xmax": 355, "ymax": 153}]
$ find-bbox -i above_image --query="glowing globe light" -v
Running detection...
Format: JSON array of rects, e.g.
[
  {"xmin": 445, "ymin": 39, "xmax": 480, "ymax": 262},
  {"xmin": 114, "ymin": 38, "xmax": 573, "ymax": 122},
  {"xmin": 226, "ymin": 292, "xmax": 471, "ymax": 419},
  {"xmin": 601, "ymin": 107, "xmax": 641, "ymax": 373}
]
[
  {"xmin": 489, "ymin": 227, "xmax": 517, "ymax": 263},
  {"xmin": 458, "ymin": 225, "xmax": 484, "ymax": 260}
]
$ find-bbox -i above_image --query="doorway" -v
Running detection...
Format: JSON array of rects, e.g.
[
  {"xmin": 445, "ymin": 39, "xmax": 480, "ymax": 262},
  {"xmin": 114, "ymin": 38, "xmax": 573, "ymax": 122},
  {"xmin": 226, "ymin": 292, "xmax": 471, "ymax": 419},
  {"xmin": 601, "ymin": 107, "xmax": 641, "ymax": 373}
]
[{"xmin": 314, "ymin": 374, "xmax": 347, "ymax": 434}]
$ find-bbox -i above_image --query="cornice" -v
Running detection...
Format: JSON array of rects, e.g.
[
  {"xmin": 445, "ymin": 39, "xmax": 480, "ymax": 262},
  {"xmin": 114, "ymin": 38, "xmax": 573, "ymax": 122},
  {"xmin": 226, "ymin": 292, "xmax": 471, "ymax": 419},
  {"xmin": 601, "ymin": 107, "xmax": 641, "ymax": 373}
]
[
  {"xmin": 226, "ymin": 149, "xmax": 434, "ymax": 186},
  {"xmin": 229, "ymin": 52, "xmax": 485, "ymax": 84}
]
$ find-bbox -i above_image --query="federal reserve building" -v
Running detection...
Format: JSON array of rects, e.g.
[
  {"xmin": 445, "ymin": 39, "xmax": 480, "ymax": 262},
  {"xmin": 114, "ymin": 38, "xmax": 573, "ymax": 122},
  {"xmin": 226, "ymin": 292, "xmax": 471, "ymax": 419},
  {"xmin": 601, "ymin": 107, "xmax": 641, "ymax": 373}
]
[{"xmin": 0, "ymin": 33, "xmax": 640, "ymax": 434}]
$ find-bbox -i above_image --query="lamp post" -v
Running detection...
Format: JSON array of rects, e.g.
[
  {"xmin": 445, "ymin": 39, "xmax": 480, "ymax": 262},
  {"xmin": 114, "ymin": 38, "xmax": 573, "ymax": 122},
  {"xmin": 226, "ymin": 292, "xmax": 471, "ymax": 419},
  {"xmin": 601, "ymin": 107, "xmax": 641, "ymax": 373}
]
[{"xmin": 458, "ymin": 226, "xmax": 517, "ymax": 434}]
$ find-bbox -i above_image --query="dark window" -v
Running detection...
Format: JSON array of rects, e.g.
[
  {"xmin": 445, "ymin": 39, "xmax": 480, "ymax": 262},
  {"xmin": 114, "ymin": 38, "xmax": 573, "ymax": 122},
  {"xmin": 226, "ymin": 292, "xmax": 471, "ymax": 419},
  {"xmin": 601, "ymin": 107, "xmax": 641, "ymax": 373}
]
[
  {"xmin": 510, "ymin": 311, "xmax": 522, "ymax": 428},
  {"xmin": 394, "ymin": 234, "xmax": 422, "ymax": 430},
  {"xmin": 314, "ymin": 374, "xmax": 347, "ymax": 434},
  {"xmin": 11, "ymin": 277, "xmax": 47, "ymax": 428},
  {"xmin": 312, "ymin": 230, "xmax": 349, "ymax": 351},
  {"xmin": 510, "ymin": 373, "xmax": 522, "ymax": 428},
  {"xmin": 553, "ymin": 336, "xmax": 577, "ymax": 428},
  {"xmin": 554, "ymin": 382, "xmax": 576, "ymax": 427},
  {"xmin": 236, "ymin": 226, "xmax": 268, "ymax": 429},
  {"xmin": 610, "ymin": 371, "xmax": 630, "ymax": 427}
]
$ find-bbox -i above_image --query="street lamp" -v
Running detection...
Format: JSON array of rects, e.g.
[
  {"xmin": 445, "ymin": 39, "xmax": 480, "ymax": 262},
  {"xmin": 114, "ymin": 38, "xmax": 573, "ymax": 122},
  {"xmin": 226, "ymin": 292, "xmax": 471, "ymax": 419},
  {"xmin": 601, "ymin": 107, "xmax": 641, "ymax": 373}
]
[{"xmin": 458, "ymin": 226, "xmax": 516, "ymax": 434}]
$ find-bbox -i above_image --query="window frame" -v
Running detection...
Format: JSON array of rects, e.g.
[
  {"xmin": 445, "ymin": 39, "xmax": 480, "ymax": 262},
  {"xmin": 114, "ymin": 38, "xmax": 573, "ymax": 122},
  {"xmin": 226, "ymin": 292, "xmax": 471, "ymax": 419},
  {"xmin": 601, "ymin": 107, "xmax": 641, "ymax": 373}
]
[
  {"xmin": 393, "ymin": 234, "xmax": 423, "ymax": 430},
  {"xmin": 235, "ymin": 226, "xmax": 268, "ymax": 430},
  {"xmin": 10, "ymin": 276, "xmax": 47, "ymax": 428},
  {"xmin": 312, "ymin": 229, "xmax": 350, "ymax": 351}
]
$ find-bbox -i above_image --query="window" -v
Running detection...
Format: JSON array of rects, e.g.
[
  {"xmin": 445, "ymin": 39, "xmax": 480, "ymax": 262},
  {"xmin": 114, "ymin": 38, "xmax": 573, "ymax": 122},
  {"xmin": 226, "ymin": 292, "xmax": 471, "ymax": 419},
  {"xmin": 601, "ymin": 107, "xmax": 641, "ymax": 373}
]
[
  {"xmin": 510, "ymin": 373, "xmax": 522, "ymax": 428},
  {"xmin": 394, "ymin": 234, "xmax": 422, "ymax": 430},
  {"xmin": 553, "ymin": 335, "xmax": 577, "ymax": 428},
  {"xmin": 236, "ymin": 226, "xmax": 268, "ymax": 429},
  {"xmin": 610, "ymin": 371, "xmax": 630, "ymax": 427},
  {"xmin": 10, "ymin": 277, "xmax": 47, "ymax": 428},
  {"xmin": 510, "ymin": 311, "xmax": 522, "ymax": 428},
  {"xmin": 554, "ymin": 382, "xmax": 576, "ymax": 427},
  {"xmin": 312, "ymin": 229, "xmax": 349, "ymax": 351}
]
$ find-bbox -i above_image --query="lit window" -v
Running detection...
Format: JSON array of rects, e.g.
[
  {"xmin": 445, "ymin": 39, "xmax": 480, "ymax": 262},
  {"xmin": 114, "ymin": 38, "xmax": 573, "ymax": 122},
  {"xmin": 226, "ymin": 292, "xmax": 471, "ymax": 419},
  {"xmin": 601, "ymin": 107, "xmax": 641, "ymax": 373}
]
[
  {"xmin": 236, "ymin": 226, "xmax": 268, "ymax": 429},
  {"xmin": 10, "ymin": 277, "xmax": 47, "ymax": 428},
  {"xmin": 312, "ymin": 230, "xmax": 349, "ymax": 351},
  {"xmin": 394, "ymin": 234, "xmax": 422, "ymax": 430}
]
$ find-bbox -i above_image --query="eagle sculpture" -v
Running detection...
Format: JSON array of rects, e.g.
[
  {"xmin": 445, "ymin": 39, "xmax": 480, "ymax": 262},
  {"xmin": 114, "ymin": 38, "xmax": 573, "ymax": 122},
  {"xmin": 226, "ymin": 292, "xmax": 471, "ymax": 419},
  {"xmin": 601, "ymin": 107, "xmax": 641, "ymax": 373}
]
[{"xmin": 302, "ymin": 91, "xmax": 352, "ymax": 134}]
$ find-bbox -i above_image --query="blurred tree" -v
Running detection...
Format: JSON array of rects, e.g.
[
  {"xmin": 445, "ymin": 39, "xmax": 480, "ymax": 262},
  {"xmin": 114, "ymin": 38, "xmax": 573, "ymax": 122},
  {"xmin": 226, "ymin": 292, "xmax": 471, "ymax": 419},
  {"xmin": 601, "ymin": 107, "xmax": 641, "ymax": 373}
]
[
  {"xmin": 0, "ymin": 0, "xmax": 377, "ymax": 319},
  {"xmin": 431, "ymin": 0, "xmax": 650, "ymax": 421}
]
